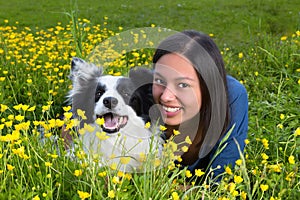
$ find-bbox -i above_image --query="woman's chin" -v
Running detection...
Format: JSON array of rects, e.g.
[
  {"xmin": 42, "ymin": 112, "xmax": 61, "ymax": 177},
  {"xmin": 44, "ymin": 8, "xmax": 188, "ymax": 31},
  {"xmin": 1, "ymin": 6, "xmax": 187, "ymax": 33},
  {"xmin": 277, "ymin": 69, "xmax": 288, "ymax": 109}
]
[{"xmin": 162, "ymin": 114, "xmax": 183, "ymax": 126}]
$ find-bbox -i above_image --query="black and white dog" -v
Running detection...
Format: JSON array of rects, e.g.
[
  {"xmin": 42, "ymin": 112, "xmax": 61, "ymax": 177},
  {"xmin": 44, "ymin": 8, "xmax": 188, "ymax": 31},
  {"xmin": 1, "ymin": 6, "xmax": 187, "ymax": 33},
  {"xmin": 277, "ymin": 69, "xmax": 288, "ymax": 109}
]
[{"xmin": 67, "ymin": 57, "xmax": 162, "ymax": 172}]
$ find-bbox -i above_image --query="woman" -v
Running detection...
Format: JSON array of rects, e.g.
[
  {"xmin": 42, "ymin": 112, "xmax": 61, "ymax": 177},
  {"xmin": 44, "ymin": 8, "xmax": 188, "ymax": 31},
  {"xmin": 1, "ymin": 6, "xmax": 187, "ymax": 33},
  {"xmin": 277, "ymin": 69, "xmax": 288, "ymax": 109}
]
[{"xmin": 152, "ymin": 30, "xmax": 248, "ymax": 181}]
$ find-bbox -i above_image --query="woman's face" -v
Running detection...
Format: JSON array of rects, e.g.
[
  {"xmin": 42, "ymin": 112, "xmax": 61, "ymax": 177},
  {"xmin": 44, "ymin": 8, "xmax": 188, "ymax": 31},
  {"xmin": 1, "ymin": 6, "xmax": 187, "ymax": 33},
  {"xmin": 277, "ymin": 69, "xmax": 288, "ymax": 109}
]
[{"xmin": 153, "ymin": 53, "xmax": 202, "ymax": 126}]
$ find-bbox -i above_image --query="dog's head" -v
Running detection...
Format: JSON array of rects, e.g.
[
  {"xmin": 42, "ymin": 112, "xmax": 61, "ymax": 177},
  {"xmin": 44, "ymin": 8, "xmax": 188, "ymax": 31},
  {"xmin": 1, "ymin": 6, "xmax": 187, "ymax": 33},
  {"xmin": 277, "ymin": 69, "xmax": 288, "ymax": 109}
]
[{"xmin": 68, "ymin": 57, "xmax": 154, "ymax": 134}]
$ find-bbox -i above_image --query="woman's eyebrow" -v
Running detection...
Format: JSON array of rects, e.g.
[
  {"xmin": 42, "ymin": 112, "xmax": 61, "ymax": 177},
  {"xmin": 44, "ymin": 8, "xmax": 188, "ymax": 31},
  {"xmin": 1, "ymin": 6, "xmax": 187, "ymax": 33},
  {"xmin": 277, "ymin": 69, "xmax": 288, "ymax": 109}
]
[
  {"xmin": 153, "ymin": 72, "xmax": 164, "ymax": 78},
  {"xmin": 154, "ymin": 71, "xmax": 196, "ymax": 82},
  {"xmin": 175, "ymin": 77, "xmax": 196, "ymax": 82}
]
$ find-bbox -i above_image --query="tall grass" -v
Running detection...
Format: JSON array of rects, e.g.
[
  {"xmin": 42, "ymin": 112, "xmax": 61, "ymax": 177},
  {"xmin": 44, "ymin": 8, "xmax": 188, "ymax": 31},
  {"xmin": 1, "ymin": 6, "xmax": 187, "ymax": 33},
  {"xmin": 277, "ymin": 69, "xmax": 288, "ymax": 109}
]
[{"xmin": 0, "ymin": 10, "xmax": 299, "ymax": 200}]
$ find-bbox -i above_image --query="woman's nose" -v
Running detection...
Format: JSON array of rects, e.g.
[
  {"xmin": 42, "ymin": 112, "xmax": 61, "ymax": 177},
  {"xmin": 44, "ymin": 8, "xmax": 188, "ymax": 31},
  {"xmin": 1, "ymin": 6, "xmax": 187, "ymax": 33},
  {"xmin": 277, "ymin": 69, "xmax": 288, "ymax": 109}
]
[{"xmin": 160, "ymin": 87, "xmax": 176, "ymax": 102}]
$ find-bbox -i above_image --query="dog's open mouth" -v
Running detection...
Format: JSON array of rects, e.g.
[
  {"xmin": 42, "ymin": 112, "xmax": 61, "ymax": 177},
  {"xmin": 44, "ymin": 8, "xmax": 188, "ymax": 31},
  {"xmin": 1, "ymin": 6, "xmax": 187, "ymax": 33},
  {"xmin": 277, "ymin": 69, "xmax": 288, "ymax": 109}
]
[{"xmin": 96, "ymin": 113, "xmax": 128, "ymax": 133}]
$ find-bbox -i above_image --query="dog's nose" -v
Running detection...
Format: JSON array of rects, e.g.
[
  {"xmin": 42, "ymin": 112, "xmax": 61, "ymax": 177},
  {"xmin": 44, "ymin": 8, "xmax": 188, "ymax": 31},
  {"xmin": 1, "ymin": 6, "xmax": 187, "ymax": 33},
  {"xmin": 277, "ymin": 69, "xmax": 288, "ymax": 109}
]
[{"xmin": 103, "ymin": 97, "xmax": 118, "ymax": 109}]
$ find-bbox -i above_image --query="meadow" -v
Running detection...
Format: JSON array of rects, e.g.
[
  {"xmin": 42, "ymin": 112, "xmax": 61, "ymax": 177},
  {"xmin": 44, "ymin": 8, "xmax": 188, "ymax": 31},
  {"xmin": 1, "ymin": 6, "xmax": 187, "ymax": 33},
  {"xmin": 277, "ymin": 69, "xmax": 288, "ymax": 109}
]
[{"xmin": 0, "ymin": 0, "xmax": 299, "ymax": 199}]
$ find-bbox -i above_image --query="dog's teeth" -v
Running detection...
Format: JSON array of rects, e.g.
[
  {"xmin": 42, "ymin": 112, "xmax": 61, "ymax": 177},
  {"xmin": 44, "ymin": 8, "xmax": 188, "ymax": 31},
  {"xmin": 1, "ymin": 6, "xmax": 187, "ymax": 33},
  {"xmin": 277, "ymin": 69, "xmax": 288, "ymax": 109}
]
[{"xmin": 119, "ymin": 116, "xmax": 123, "ymax": 124}]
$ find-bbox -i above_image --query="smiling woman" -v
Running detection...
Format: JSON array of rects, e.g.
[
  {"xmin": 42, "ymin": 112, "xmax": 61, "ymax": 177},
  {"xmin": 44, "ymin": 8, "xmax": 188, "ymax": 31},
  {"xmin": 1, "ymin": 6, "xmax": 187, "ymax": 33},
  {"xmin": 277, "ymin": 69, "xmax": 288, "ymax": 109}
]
[{"xmin": 152, "ymin": 30, "xmax": 249, "ymax": 182}]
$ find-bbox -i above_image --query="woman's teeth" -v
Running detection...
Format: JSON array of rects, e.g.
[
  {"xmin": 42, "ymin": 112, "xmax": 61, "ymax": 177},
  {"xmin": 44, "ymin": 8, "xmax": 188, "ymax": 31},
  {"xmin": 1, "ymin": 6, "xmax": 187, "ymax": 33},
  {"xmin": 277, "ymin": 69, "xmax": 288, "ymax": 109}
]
[{"xmin": 162, "ymin": 105, "xmax": 180, "ymax": 112}]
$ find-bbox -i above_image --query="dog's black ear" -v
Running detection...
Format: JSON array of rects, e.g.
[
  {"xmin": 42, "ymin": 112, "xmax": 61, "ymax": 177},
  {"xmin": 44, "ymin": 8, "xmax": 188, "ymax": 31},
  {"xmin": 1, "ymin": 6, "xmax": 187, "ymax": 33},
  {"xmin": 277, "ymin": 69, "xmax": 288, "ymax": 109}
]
[
  {"xmin": 129, "ymin": 67, "xmax": 155, "ymax": 123},
  {"xmin": 129, "ymin": 67, "xmax": 153, "ymax": 88}
]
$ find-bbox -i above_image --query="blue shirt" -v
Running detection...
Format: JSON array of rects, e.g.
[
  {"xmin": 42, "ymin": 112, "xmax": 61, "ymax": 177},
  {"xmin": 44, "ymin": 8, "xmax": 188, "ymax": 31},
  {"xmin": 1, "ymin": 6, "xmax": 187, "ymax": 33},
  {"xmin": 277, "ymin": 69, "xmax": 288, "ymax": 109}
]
[{"xmin": 186, "ymin": 75, "xmax": 249, "ymax": 180}]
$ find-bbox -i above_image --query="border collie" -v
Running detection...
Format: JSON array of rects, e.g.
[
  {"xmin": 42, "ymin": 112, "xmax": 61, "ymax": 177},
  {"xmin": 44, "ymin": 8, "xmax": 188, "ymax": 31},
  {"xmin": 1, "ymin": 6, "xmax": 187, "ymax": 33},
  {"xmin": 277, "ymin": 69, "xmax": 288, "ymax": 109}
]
[{"xmin": 67, "ymin": 57, "xmax": 162, "ymax": 172}]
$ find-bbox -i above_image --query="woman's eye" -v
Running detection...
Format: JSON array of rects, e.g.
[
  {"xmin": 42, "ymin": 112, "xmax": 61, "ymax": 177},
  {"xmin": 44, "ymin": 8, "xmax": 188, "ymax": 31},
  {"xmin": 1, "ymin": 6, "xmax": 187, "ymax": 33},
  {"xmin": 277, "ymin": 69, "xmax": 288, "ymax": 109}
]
[
  {"xmin": 178, "ymin": 83, "xmax": 190, "ymax": 88},
  {"xmin": 154, "ymin": 78, "xmax": 165, "ymax": 85}
]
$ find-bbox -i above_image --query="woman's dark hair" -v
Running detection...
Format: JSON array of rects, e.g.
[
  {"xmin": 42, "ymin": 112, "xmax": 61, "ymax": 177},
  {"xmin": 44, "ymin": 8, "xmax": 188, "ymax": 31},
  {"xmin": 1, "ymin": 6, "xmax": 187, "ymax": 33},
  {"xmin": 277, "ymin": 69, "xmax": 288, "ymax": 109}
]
[{"xmin": 153, "ymin": 30, "xmax": 230, "ymax": 164}]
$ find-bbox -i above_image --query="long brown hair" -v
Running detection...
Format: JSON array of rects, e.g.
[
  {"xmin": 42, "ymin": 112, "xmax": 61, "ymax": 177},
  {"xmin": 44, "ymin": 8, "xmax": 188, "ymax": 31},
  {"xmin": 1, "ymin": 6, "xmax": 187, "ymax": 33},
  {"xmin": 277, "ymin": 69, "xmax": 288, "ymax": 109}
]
[{"xmin": 153, "ymin": 30, "xmax": 230, "ymax": 164}]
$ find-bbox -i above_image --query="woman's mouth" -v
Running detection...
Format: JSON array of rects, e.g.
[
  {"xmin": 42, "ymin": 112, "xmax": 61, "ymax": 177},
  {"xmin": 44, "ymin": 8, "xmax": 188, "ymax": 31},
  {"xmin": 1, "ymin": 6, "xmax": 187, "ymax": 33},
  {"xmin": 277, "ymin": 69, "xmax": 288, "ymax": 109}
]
[
  {"xmin": 161, "ymin": 105, "xmax": 182, "ymax": 117},
  {"xmin": 162, "ymin": 105, "xmax": 181, "ymax": 112}
]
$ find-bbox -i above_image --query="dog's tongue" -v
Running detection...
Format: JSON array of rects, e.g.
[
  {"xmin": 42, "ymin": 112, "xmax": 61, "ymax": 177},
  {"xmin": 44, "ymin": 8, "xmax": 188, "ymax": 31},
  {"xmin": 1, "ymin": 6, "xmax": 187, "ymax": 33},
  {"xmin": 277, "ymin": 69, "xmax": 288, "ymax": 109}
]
[{"xmin": 104, "ymin": 115, "xmax": 118, "ymax": 128}]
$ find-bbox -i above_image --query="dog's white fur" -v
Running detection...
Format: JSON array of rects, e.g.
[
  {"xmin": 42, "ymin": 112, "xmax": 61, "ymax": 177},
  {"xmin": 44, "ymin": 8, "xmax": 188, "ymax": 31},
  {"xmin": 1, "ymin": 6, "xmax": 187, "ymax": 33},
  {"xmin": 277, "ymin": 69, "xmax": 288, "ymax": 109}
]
[{"xmin": 68, "ymin": 58, "xmax": 162, "ymax": 172}]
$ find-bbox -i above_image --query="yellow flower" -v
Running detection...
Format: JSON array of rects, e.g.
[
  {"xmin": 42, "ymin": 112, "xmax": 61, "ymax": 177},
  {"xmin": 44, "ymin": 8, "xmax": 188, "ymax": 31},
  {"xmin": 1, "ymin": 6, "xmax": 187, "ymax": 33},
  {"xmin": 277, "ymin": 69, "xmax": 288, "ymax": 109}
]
[
  {"xmin": 77, "ymin": 109, "xmax": 87, "ymax": 120},
  {"xmin": 181, "ymin": 146, "xmax": 188, "ymax": 152},
  {"xmin": 144, "ymin": 121, "xmax": 151, "ymax": 129},
  {"xmin": 261, "ymin": 138, "xmax": 269, "ymax": 149},
  {"xmin": 260, "ymin": 184, "xmax": 269, "ymax": 192},
  {"xmin": 96, "ymin": 132, "xmax": 109, "ymax": 140},
  {"xmin": 50, "ymin": 154, "xmax": 58, "ymax": 159},
  {"xmin": 0, "ymin": 104, "xmax": 8, "ymax": 112},
  {"xmin": 21, "ymin": 104, "xmax": 30, "ymax": 111},
  {"xmin": 32, "ymin": 195, "xmax": 40, "ymax": 200},
  {"xmin": 159, "ymin": 125, "xmax": 167, "ymax": 131},
  {"xmin": 110, "ymin": 163, "xmax": 117, "ymax": 170},
  {"xmin": 64, "ymin": 112, "xmax": 73, "ymax": 119},
  {"xmin": 42, "ymin": 105, "xmax": 51, "ymax": 112},
  {"xmin": 27, "ymin": 79, "xmax": 32, "ymax": 84},
  {"xmin": 185, "ymin": 170, "xmax": 192, "ymax": 178},
  {"xmin": 235, "ymin": 159, "xmax": 243, "ymax": 166},
  {"xmin": 185, "ymin": 136, "xmax": 192, "ymax": 144},
  {"xmin": 280, "ymin": 36, "xmax": 287, "ymax": 41},
  {"xmin": 238, "ymin": 52, "xmax": 243, "ymax": 58},
  {"xmin": 7, "ymin": 164, "xmax": 15, "ymax": 171},
  {"xmin": 63, "ymin": 106, "xmax": 72, "ymax": 112},
  {"xmin": 76, "ymin": 151, "xmax": 86, "ymax": 159},
  {"xmin": 95, "ymin": 117, "xmax": 104, "ymax": 126},
  {"xmin": 74, "ymin": 169, "xmax": 83, "ymax": 177},
  {"xmin": 244, "ymin": 139, "xmax": 250, "ymax": 145},
  {"xmin": 124, "ymin": 173, "xmax": 132, "ymax": 180},
  {"xmin": 84, "ymin": 123, "xmax": 95, "ymax": 132},
  {"xmin": 70, "ymin": 52, "xmax": 76, "ymax": 57},
  {"xmin": 28, "ymin": 106, "xmax": 36, "ymax": 111},
  {"xmin": 154, "ymin": 158, "xmax": 161, "ymax": 167},
  {"xmin": 173, "ymin": 129, "xmax": 180, "ymax": 135},
  {"xmin": 261, "ymin": 153, "xmax": 269, "ymax": 160},
  {"xmin": 280, "ymin": 114, "xmax": 285, "ymax": 120},
  {"xmin": 171, "ymin": 191, "xmax": 180, "ymax": 200},
  {"xmin": 195, "ymin": 169, "xmax": 205, "ymax": 177},
  {"xmin": 139, "ymin": 152, "xmax": 146, "ymax": 162},
  {"xmin": 112, "ymin": 176, "xmax": 120, "ymax": 184},
  {"xmin": 15, "ymin": 115, "xmax": 25, "ymax": 121},
  {"xmin": 240, "ymin": 191, "xmax": 247, "ymax": 200},
  {"xmin": 98, "ymin": 171, "xmax": 107, "ymax": 177},
  {"xmin": 108, "ymin": 190, "xmax": 115, "ymax": 198},
  {"xmin": 277, "ymin": 123, "xmax": 283, "ymax": 129},
  {"xmin": 268, "ymin": 164, "xmax": 282, "ymax": 173},
  {"xmin": 77, "ymin": 190, "xmax": 91, "ymax": 200},
  {"xmin": 13, "ymin": 104, "xmax": 23, "ymax": 110},
  {"xmin": 225, "ymin": 166, "xmax": 233, "ymax": 175},
  {"xmin": 45, "ymin": 162, "xmax": 52, "ymax": 167},
  {"xmin": 166, "ymin": 141, "xmax": 177, "ymax": 152},
  {"xmin": 120, "ymin": 157, "xmax": 131, "ymax": 164},
  {"xmin": 285, "ymin": 171, "xmax": 295, "ymax": 182},
  {"xmin": 288, "ymin": 155, "xmax": 295, "ymax": 165},
  {"xmin": 234, "ymin": 175, "xmax": 243, "ymax": 184},
  {"xmin": 228, "ymin": 182, "xmax": 236, "ymax": 193}
]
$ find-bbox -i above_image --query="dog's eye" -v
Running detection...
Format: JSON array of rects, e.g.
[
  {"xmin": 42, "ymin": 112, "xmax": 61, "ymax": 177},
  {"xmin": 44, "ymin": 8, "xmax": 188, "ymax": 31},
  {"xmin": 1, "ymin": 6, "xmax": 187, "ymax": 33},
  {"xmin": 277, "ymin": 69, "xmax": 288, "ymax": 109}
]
[
  {"xmin": 121, "ymin": 90, "xmax": 130, "ymax": 97},
  {"xmin": 95, "ymin": 89, "xmax": 105, "ymax": 102}
]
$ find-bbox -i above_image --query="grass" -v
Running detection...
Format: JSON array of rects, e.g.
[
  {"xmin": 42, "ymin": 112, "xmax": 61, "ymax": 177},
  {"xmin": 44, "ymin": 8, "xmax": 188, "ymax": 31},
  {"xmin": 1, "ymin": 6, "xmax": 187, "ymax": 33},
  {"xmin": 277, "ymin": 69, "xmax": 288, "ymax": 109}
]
[
  {"xmin": 0, "ymin": 0, "xmax": 299, "ymax": 46},
  {"xmin": 0, "ymin": 0, "xmax": 299, "ymax": 199}
]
